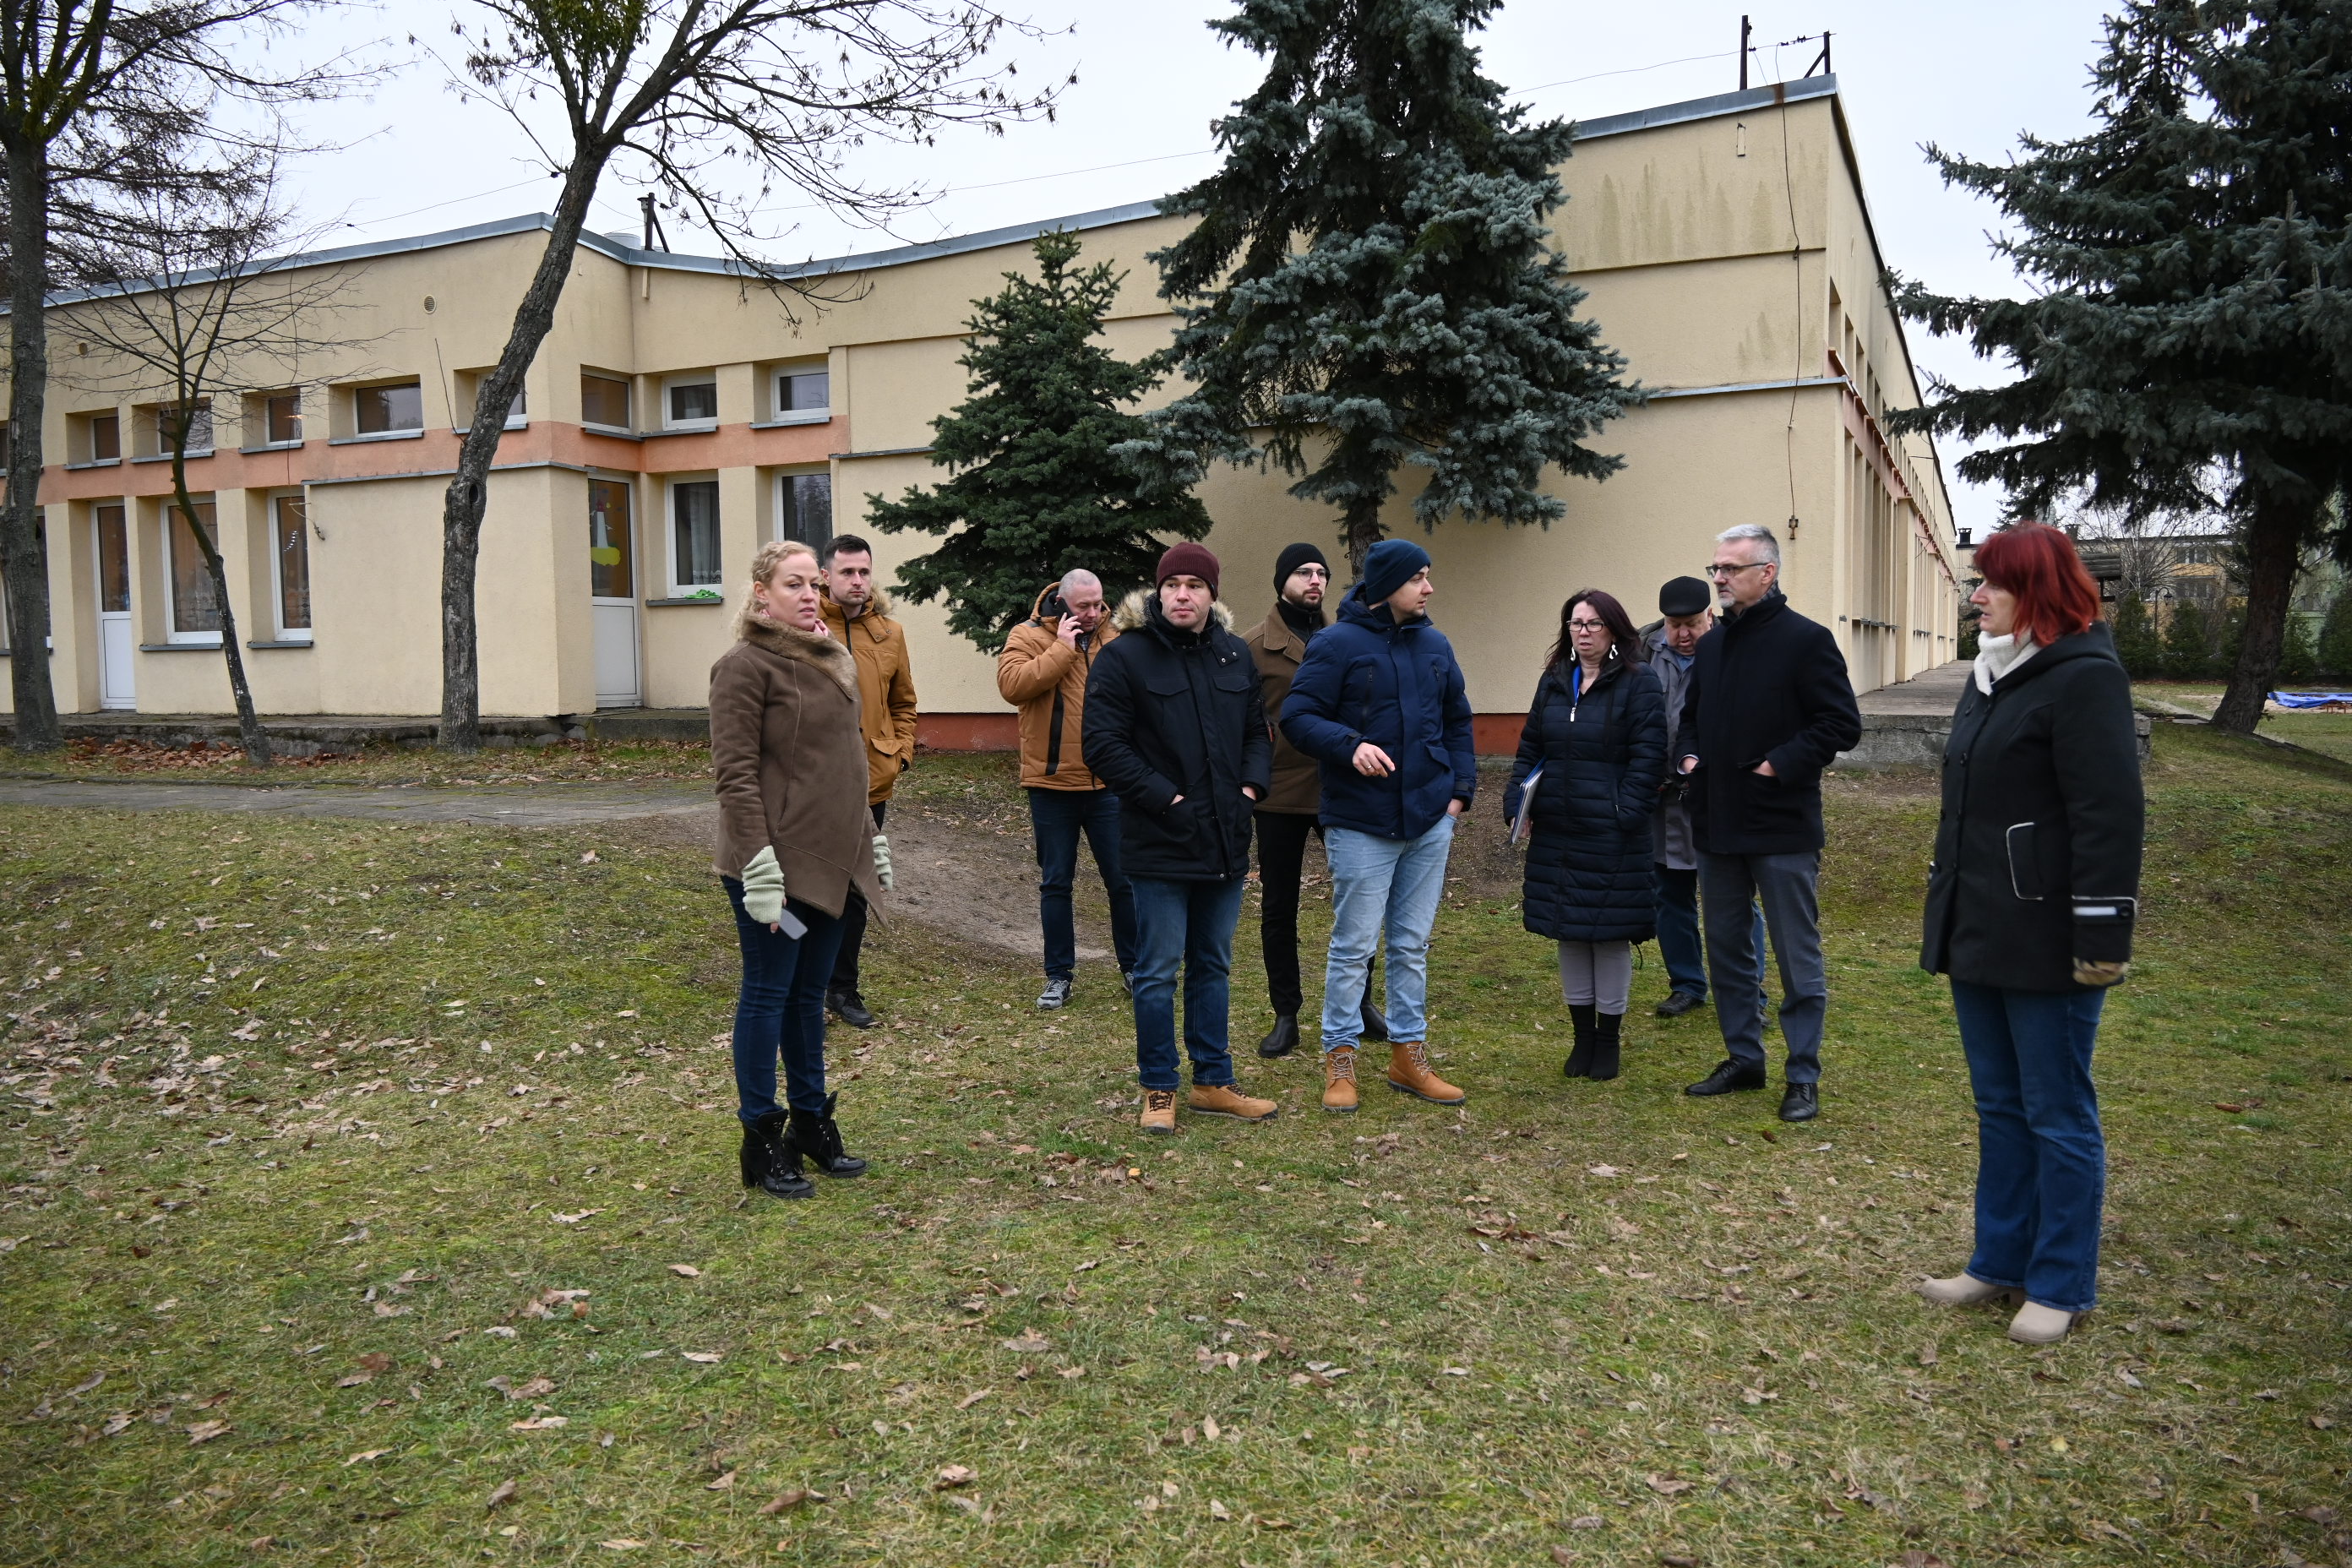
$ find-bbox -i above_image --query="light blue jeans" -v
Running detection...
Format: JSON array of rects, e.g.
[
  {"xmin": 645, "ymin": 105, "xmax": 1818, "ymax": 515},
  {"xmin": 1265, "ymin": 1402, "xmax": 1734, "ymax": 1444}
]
[{"xmin": 1320, "ymin": 814, "xmax": 1456, "ymax": 1050}]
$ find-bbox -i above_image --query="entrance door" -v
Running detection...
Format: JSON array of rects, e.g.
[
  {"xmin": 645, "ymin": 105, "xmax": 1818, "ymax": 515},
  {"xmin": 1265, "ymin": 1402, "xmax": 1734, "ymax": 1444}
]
[
  {"xmin": 588, "ymin": 480, "xmax": 640, "ymax": 708},
  {"xmin": 95, "ymin": 504, "xmax": 135, "ymax": 709}
]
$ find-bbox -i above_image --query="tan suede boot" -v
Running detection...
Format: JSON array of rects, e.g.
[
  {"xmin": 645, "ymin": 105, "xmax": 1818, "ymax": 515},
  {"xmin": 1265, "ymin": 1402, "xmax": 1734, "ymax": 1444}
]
[
  {"xmin": 1139, "ymin": 1088, "xmax": 1178, "ymax": 1135},
  {"xmin": 1386, "ymin": 1042, "xmax": 1466, "ymax": 1105},
  {"xmin": 1321, "ymin": 1046, "xmax": 1360, "ymax": 1113},
  {"xmin": 1189, "ymin": 1084, "xmax": 1277, "ymax": 1123}
]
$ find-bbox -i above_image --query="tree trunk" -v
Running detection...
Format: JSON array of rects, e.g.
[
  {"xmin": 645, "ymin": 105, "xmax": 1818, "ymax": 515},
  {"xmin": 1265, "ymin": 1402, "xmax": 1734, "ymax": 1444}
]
[
  {"xmin": 169, "ymin": 454, "xmax": 270, "ymax": 766},
  {"xmin": 438, "ymin": 153, "xmax": 612, "ymax": 752},
  {"xmin": 1340, "ymin": 496, "xmax": 1386, "ymax": 578},
  {"xmin": 2212, "ymin": 489, "xmax": 2310, "ymax": 734},
  {"xmin": 3, "ymin": 139, "xmax": 61, "ymax": 751}
]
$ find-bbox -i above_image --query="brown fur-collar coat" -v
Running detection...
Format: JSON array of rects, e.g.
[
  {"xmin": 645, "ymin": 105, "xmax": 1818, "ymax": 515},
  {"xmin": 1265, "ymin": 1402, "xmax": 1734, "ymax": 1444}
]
[{"xmin": 710, "ymin": 603, "xmax": 885, "ymax": 921}]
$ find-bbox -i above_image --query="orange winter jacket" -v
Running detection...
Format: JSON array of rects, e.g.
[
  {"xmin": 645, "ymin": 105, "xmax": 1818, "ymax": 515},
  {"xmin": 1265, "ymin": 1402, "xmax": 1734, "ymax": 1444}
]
[{"xmin": 996, "ymin": 582, "xmax": 1120, "ymax": 791}]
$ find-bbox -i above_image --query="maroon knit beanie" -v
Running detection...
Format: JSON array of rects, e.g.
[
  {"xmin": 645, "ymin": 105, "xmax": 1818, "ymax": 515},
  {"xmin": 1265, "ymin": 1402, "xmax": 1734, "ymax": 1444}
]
[{"xmin": 1156, "ymin": 542, "xmax": 1221, "ymax": 597}]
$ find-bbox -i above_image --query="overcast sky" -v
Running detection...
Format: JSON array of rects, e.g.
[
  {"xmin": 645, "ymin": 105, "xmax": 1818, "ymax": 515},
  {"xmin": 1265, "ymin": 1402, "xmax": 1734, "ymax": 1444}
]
[{"xmin": 273, "ymin": 0, "xmax": 2122, "ymax": 536}]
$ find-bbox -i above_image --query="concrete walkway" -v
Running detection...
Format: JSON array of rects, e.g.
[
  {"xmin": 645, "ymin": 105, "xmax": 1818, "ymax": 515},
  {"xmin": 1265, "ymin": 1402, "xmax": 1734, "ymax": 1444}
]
[
  {"xmin": 0, "ymin": 777, "xmax": 710, "ymax": 826},
  {"xmin": 1857, "ymin": 661, "xmax": 1971, "ymax": 716}
]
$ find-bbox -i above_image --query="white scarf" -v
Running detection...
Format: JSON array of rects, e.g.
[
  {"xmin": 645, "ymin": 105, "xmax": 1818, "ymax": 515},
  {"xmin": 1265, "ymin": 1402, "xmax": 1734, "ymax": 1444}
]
[{"xmin": 1973, "ymin": 631, "xmax": 2041, "ymax": 695}]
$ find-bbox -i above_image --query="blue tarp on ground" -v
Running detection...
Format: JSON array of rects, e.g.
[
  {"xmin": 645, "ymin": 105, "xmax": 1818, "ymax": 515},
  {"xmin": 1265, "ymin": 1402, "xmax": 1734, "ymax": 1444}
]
[{"xmin": 2271, "ymin": 693, "xmax": 2352, "ymax": 709}]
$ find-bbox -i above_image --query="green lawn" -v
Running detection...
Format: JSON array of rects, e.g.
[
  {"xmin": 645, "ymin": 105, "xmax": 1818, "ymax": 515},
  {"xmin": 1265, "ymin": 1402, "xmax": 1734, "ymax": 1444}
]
[
  {"xmin": 2135, "ymin": 681, "xmax": 2352, "ymax": 765},
  {"xmin": 1, "ymin": 727, "xmax": 2345, "ymax": 1566}
]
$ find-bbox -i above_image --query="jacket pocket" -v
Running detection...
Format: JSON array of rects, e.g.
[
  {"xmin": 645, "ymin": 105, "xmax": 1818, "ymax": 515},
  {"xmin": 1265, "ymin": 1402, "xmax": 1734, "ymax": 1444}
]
[{"xmin": 2005, "ymin": 822, "xmax": 2046, "ymax": 901}]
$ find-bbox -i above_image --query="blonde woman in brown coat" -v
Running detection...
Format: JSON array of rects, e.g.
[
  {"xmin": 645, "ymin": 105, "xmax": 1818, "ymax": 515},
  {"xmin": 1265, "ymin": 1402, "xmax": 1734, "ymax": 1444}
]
[{"xmin": 711, "ymin": 539, "xmax": 890, "ymax": 1200}]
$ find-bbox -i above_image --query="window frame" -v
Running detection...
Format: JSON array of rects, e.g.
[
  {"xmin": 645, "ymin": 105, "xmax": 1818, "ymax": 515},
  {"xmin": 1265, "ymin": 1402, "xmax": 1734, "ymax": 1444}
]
[
  {"xmin": 350, "ymin": 379, "xmax": 425, "ymax": 438},
  {"xmin": 260, "ymin": 390, "xmax": 303, "ymax": 447},
  {"xmin": 157, "ymin": 399, "xmax": 215, "ymax": 457},
  {"xmin": 775, "ymin": 468, "xmax": 833, "ymax": 558},
  {"xmin": 580, "ymin": 372, "xmax": 634, "ymax": 434},
  {"xmin": 770, "ymin": 367, "xmax": 830, "ymax": 426},
  {"xmin": 666, "ymin": 475, "xmax": 724, "ymax": 599},
  {"xmin": 661, "ymin": 373, "xmax": 720, "ymax": 432},
  {"xmin": 161, "ymin": 498, "xmax": 224, "ymax": 645},
  {"xmin": 269, "ymin": 493, "xmax": 313, "ymax": 641}
]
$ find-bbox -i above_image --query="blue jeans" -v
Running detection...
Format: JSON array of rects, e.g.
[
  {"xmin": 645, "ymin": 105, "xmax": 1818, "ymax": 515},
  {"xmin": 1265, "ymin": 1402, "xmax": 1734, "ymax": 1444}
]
[
  {"xmin": 1320, "ymin": 814, "xmax": 1456, "ymax": 1050},
  {"xmin": 723, "ymin": 877, "xmax": 846, "ymax": 1122},
  {"xmin": 1028, "ymin": 787, "xmax": 1141, "ymax": 980},
  {"xmin": 1655, "ymin": 863, "xmax": 1766, "ymax": 1000},
  {"xmin": 1951, "ymin": 979, "xmax": 2108, "ymax": 1313},
  {"xmin": 1697, "ymin": 849, "xmax": 1827, "ymax": 1082},
  {"xmin": 1129, "ymin": 874, "xmax": 1248, "ymax": 1091}
]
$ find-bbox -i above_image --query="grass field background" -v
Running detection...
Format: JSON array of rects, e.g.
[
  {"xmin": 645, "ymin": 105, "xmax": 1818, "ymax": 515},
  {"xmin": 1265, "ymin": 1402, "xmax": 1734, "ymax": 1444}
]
[{"xmin": 0, "ymin": 724, "xmax": 2344, "ymax": 1565}]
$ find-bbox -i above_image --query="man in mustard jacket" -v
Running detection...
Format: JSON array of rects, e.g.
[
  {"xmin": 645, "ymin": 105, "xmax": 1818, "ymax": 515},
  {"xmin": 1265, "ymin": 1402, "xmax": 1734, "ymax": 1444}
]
[
  {"xmin": 819, "ymin": 534, "xmax": 918, "ymax": 1030},
  {"xmin": 998, "ymin": 569, "xmax": 1141, "ymax": 1010}
]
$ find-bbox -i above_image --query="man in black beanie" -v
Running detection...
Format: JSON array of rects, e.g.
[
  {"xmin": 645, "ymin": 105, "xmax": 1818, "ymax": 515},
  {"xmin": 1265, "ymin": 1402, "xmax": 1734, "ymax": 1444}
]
[{"xmin": 1242, "ymin": 543, "xmax": 1389, "ymax": 1058}]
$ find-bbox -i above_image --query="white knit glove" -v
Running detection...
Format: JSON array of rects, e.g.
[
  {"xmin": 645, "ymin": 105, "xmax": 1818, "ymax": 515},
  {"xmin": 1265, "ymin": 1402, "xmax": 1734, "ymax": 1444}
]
[
  {"xmin": 740, "ymin": 846, "xmax": 786, "ymax": 927},
  {"xmin": 872, "ymin": 834, "xmax": 894, "ymax": 891}
]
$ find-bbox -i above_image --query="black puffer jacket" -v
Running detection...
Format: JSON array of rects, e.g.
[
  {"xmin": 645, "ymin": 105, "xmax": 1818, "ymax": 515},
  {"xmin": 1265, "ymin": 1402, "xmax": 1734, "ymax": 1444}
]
[
  {"xmin": 1921, "ymin": 624, "xmax": 2143, "ymax": 993},
  {"xmin": 1506, "ymin": 651, "xmax": 1668, "ymax": 944},
  {"xmin": 1081, "ymin": 591, "xmax": 1272, "ymax": 881}
]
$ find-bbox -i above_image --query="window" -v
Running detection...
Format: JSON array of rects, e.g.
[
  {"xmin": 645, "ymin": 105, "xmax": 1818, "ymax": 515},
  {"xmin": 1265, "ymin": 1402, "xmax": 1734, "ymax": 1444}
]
[
  {"xmin": 669, "ymin": 479, "xmax": 722, "ymax": 594},
  {"xmin": 158, "ymin": 401, "xmax": 214, "ymax": 454},
  {"xmin": 97, "ymin": 505, "xmax": 129, "ymax": 613},
  {"xmin": 166, "ymin": 501, "xmax": 222, "ymax": 641},
  {"xmin": 776, "ymin": 369, "xmax": 830, "ymax": 416},
  {"xmin": 264, "ymin": 393, "xmax": 302, "ymax": 444},
  {"xmin": 458, "ymin": 374, "xmax": 525, "ymax": 432},
  {"xmin": 780, "ymin": 471, "xmax": 832, "ymax": 555},
  {"xmin": 83, "ymin": 411, "xmax": 121, "ymax": 462},
  {"xmin": 354, "ymin": 382, "xmax": 422, "ymax": 435},
  {"xmin": 665, "ymin": 376, "xmax": 718, "ymax": 428},
  {"xmin": 589, "ymin": 480, "xmax": 633, "ymax": 599},
  {"xmin": 272, "ymin": 496, "xmax": 311, "ymax": 639},
  {"xmin": 581, "ymin": 373, "xmax": 631, "ymax": 430}
]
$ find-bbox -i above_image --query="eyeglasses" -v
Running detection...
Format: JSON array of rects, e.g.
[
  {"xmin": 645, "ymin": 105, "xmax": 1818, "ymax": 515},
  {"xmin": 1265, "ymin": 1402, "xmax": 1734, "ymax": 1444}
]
[
  {"xmin": 1291, "ymin": 566, "xmax": 1331, "ymax": 580},
  {"xmin": 1568, "ymin": 618, "xmax": 1609, "ymax": 634},
  {"xmin": 1704, "ymin": 562, "xmax": 1769, "ymax": 580}
]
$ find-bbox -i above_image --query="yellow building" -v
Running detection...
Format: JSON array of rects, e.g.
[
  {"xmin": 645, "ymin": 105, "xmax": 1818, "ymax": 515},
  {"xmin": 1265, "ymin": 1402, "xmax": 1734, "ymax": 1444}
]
[{"xmin": 3, "ymin": 74, "xmax": 1960, "ymax": 745}]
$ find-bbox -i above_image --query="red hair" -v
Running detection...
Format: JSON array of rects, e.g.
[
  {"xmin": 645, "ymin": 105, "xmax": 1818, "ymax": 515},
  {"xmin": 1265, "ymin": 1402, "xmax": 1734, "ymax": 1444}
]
[{"xmin": 1974, "ymin": 523, "xmax": 2101, "ymax": 647}]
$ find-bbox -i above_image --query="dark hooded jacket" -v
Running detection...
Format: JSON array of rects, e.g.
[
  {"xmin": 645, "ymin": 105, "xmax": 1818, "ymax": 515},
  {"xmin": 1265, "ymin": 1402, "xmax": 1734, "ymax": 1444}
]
[
  {"xmin": 1081, "ymin": 590, "xmax": 1271, "ymax": 881},
  {"xmin": 1921, "ymin": 623, "xmax": 2143, "ymax": 993},
  {"xmin": 1506, "ymin": 648, "xmax": 1669, "ymax": 944},
  {"xmin": 1280, "ymin": 584, "xmax": 1477, "ymax": 840}
]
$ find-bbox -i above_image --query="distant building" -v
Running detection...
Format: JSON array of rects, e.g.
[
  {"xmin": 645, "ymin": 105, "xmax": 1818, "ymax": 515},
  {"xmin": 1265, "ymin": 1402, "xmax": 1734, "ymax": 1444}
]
[{"xmin": 2, "ymin": 74, "xmax": 1961, "ymax": 738}]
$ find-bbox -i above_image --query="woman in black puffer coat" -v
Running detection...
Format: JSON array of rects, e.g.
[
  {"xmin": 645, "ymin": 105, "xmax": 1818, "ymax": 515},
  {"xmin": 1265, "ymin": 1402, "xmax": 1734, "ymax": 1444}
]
[{"xmin": 1506, "ymin": 589, "xmax": 1667, "ymax": 1081}]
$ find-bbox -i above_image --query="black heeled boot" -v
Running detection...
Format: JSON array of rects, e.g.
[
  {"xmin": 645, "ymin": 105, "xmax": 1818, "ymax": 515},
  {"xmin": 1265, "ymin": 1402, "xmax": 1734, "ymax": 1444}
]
[
  {"xmin": 1257, "ymin": 1014, "xmax": 1300, "ymax": 1059},
  {"xmin": 1564, "ymin": 1004, "xmax": 1598, "ymax": 1078},
  {"xmin": 741, "ymin": 1111, "xmax": 814, "ymax": 1200},
  {"xmin": 1360, "ymin": 999, "xmax": 1391, "ymax": 1043},
  {"xmin": 788, "ymin": 1092, "xmax": 868, "ymax": 1179},
  {"xmin": 1588, "ymin": 1010, "xmax": 1624, "ymax": 1081}
]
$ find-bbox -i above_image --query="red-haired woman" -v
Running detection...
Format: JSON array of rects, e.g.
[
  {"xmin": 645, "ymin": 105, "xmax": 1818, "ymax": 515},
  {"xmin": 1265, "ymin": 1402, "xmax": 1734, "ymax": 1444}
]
[{"xmin": 1919, "ymin": 523, "xmax": 2143, "ymax": 1344}]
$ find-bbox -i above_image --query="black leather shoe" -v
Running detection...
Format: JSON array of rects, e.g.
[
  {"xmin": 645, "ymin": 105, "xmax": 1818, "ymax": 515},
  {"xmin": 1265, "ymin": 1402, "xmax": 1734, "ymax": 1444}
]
[
  {"xmin": 828, "ymin": 990, "xmax": 879, "ymax": 1030},
  {"xmin": 1779, "ymin": 1082, "xmax": 1820, "ymax": 1122},
  {"xmin": 1563, "ymin": 1003, "xmax": 1597, "ymax": 1078},
  {"xmin": 1360, "ymin": 1001, "xmax": 1391, "ymax": 1043},
  {"xmin": 741, "ymin": 1112, "xmax": 814, "ymax": 1200},
  {"xmin": 1654, "ymin": 990, "xmax": 1705, "ymax": 1018},
  {"xmin": 1257, "ymin": 1014, "xmax": 1300, "ymax": 1059},
  {"xmin": 1685, "ymin": 1059, "xmax": 1767, "ymax": 1097},
  {"xmin": 789, "ymin": 1092, "xmax": 868, "ymax": 1178}
]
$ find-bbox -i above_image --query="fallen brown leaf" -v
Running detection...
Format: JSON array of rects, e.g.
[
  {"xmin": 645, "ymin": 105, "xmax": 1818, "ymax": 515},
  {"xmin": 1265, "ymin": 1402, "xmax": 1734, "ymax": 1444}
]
[
  {"xmin": 1644, "ymin": 1473, "xmax": 1694, "ymax": 1495},
  {"xmin": 186, "ymin": 1418, "xmax": 230, "ymax": 1444},
  {"xmin": 667, "ymin": 1264, "xmax": 700, "ymax": 1278},
  {"xmin": 759, "ymin": 1489, "xmax": 823, "ymax": 1515},
  {"xmin": 485, "ymin": 1479, "xmax": 518, "ymax": 1511},
  {"xmin": 934, "ymin": 1464, "xmax": 976, "ymax": 1489}
]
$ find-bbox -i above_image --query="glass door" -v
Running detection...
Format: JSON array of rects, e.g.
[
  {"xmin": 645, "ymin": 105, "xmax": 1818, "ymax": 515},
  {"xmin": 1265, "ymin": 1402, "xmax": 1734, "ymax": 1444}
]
[
  {"xmin": 588, "ymin": 479, "xmax": 640, "ymax": 708},
  {"xmin": 95, "ymin": 504, "xmax": 134, "ymax": 709}
]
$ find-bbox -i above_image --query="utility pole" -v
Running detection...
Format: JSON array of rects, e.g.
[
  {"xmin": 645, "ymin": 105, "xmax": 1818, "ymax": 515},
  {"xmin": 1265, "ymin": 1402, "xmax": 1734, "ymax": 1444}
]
[{"xmin": 1739, "ymin": 14, "xmax": 1751, "ymax": 90}]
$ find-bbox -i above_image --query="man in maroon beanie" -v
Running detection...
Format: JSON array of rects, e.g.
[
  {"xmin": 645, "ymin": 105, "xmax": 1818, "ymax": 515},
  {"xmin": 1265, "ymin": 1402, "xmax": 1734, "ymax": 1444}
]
[{"xmin": 1082, "ymin": 543, "xmax": 1279, "ymax": 1135}]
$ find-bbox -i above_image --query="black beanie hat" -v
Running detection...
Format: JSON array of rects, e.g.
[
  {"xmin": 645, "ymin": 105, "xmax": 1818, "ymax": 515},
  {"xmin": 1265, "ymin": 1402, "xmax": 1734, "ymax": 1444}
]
[{"xmin": 1273, "ymin": 542, "xmax": 1329, "ymax": 593}]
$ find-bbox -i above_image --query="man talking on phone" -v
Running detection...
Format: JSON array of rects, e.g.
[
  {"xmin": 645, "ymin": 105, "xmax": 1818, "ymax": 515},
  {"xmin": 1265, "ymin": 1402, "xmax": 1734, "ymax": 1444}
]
[{"xmin": 998, "ymin": 569, "xmax": 1141, "ymax": 1010}]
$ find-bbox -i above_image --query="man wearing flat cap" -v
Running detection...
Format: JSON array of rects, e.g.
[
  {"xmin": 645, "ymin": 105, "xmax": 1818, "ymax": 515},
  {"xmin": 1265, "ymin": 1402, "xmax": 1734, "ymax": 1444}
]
[{"xmin": 1242, "ymin": 542, "xmax": 1391, "ymax": 1060}]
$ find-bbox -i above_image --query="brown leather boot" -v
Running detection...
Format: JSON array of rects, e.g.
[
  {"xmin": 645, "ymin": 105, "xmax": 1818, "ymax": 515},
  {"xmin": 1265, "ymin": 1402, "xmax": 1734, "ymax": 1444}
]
[
  {"xmin": 1386, "ymin": 1042, "xmax": 1466, "ymax": 1105},
  {"xmin": 1139, "ymin": 1088, "xmax": 1178, "ymax": 1135},
  {"xmin": 1189, "ymin": 1084, "xmax": 1277, "ymax": 1122},
  {"xmin": 1321, "ymin": 1045, "xmax": 1360, "ymax": 1113}
]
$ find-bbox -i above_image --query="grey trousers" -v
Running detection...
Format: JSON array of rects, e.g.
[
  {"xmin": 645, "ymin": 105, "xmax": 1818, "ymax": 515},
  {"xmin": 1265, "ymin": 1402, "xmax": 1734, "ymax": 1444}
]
[{"xmin": 1696, "ymin": 848, "xmax": 1827, "ymax": 1084}]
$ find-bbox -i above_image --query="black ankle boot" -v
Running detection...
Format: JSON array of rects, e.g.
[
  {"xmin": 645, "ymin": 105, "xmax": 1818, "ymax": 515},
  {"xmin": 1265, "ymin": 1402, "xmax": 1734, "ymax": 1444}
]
[
  {"xmin": 788, "ymin": 1092, "xmax": 868, "ymax": 1179},
  {"xmin": 1565, "ymin": 1004, "xmax": 1598, "ymax": 1078},
  {"xmin": 1257, "ymin": 1013, "xmax": 1300, "ymax": 1059},
  {"xmin": 1588, "ymin": 1010, "xmax": 1624, "ymax": 1081},
  {"xmin": 1359, "ymin": 1000, "xmax": 1390, "ymax": 1043},
  {"xmin": 742, "ymin": 1111, "xmax": 814, "ymax": 1200}
]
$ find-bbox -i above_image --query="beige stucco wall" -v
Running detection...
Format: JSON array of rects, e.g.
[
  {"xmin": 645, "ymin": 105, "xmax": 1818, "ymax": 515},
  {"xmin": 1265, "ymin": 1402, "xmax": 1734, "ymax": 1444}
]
[{"xmin": 5, "ymin": 84, "xmax": 1956, "ymax": 723}]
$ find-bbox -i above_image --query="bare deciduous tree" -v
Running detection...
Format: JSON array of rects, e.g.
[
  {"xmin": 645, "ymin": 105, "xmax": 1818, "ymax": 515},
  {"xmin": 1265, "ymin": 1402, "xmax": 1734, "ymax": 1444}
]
[
  {"xmin": 65, "ymin": 153, "xmax": 370, "ymax": 765},
  {"xmin": 433, "ymin": 0, "xmax": 1065, "ymax": 750}
]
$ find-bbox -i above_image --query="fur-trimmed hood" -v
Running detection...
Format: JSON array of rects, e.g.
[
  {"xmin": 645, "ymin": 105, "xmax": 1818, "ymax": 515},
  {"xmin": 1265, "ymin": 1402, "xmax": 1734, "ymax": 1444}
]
[
  {"xmin": 824, "ymin": 586, "xmax": 895, "ymax": 619},
  {"xmin": 732, "ymin": 602, "xmax": 860, "ymax": 702},
  {"xmin": 1110, "ymin": 587, "xmax": 1236, "ymax": 634}
]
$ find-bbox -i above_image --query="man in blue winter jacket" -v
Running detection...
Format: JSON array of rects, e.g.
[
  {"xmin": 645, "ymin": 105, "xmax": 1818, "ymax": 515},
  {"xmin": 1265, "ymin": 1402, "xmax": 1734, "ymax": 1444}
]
[{"xmin": 1282, "ymin": 539, "xmax": 1477, "ymax": 1113}]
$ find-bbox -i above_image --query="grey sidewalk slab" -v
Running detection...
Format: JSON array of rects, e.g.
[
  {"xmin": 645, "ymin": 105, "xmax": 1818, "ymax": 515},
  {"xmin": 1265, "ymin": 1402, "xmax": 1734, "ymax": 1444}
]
[{"xmin": 0, "ymin": 778, "xmax": 711, "ymax": 827}]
